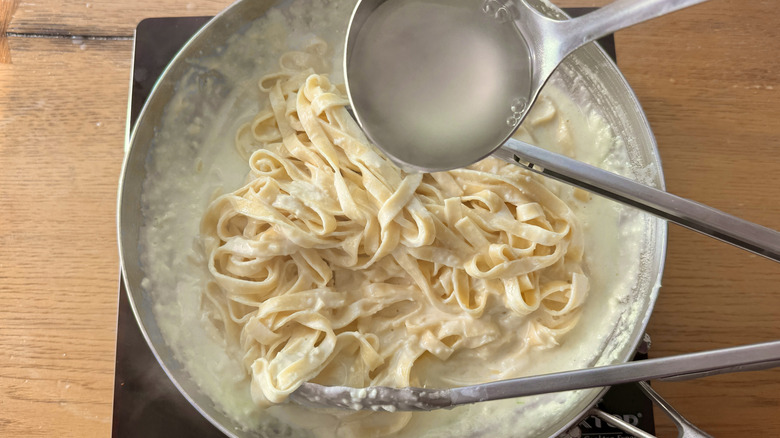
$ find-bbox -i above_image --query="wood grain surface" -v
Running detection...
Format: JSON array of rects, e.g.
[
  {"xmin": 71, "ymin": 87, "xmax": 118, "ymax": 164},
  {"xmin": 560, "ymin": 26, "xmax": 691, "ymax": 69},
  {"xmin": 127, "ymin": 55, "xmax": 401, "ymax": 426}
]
[{"xmin": 1, "ymin": 0, "xmax": 778, "ymax": 437}]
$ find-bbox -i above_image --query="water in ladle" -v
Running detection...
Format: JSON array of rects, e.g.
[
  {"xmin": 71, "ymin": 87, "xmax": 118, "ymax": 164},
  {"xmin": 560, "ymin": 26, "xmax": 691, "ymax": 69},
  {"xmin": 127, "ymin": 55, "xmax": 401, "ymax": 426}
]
[{"xmin": 346, "ymin": 0, "xmax": 532, "ymax": 171}]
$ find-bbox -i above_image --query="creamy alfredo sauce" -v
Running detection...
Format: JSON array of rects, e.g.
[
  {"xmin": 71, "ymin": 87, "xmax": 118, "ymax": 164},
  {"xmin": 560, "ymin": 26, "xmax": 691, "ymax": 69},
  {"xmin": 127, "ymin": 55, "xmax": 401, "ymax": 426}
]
[{"xmin": 137, "ymin": 0, "xmax": 655, "ymax": 437}]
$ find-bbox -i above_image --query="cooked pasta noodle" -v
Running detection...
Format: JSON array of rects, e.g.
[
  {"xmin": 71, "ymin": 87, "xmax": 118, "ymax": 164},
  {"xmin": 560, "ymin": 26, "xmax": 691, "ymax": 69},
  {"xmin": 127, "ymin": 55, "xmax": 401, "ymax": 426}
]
[{"xmin": 200, "ymin": 41, "xmax": 588, "ymax": 435}]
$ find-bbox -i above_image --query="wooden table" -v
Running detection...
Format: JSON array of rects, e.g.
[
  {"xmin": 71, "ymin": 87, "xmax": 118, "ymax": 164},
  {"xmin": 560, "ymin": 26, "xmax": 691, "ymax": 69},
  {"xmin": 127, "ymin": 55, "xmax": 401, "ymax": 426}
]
[{"xmin": 1, "ymin": 0, "xmax": 778, "ymax": 436}]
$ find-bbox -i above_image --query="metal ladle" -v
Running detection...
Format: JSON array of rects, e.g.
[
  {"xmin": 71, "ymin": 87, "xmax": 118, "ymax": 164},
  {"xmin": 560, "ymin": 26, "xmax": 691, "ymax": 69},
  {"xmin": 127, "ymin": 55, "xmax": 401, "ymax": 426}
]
[{"xmin": 345, "ymin": 0, "xmax": 710, "ymax": 172}]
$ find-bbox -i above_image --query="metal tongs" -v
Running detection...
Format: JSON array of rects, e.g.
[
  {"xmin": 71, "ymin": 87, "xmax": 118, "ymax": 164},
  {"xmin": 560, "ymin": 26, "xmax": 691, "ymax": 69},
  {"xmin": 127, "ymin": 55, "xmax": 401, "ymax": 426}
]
[{"xmin": 290, "ymin": 139, "xmax": 780, "ymax": 435}]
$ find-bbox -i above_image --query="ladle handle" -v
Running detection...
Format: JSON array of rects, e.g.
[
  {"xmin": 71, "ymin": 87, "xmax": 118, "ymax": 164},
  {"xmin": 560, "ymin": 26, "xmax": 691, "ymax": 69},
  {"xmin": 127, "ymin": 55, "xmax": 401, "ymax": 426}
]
[
  {"xmin": 496, "ymin": 139, "xmax": 780, "ymax": 263},
  {"xmin": 556, "ymin": 0, "xmax": 711, "ymax": 59}
]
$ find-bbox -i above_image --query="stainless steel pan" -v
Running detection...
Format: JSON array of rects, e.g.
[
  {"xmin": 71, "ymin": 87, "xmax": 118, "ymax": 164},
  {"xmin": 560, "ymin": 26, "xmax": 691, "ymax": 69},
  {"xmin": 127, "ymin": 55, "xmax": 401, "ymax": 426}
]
[{"xmin": 117, "ymin": 0, "xmax": 667, "ymax": 436}]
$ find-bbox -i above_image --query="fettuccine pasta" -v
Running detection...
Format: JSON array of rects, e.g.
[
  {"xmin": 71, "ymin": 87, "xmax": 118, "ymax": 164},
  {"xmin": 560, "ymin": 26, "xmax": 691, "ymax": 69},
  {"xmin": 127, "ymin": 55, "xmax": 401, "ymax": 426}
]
[{"xmin": 200, "ymin": 41, "xmax": 588, "ymax": 435}]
